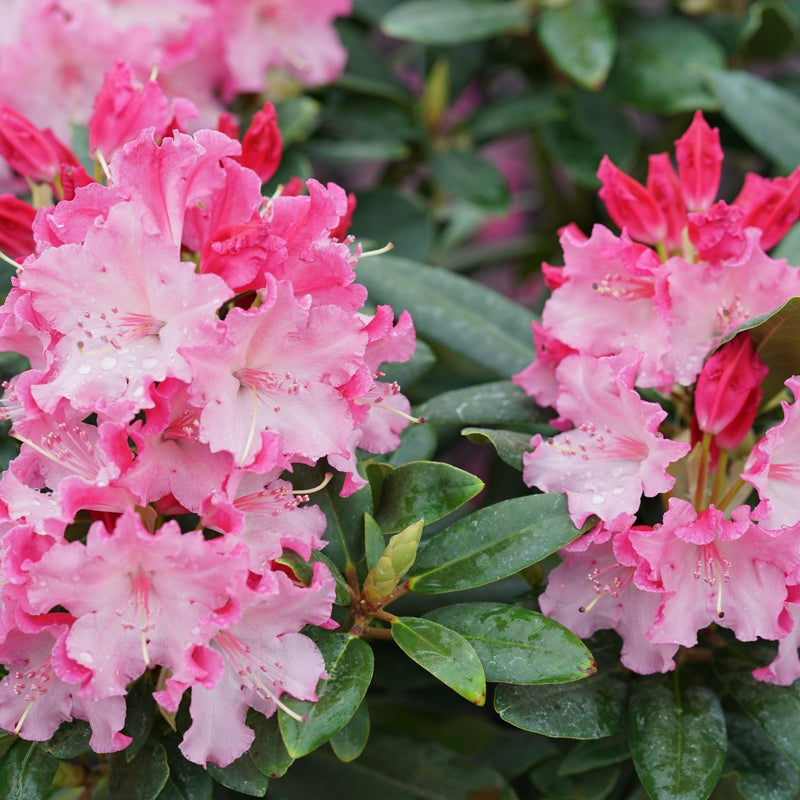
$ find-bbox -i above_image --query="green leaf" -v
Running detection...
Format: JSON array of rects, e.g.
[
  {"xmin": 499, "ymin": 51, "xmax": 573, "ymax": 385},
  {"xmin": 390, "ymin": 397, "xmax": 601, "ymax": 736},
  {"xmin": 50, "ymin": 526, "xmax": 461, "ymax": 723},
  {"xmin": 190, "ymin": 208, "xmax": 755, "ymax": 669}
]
[
  {"xmin": 416, "ymin": 380, "xmax": 545, "ymax": 426},
  {"xmin": 157, "ymin": 738, "xmax": 212, "ymax": 800},
  {"xmin": 409, "ymin": 493, "xmax": 588, "ymax": 594},
  {"xmin": 711, "ymin": 69, "xmax": 800, "ymax": 173},
  {"xmin": 494, "ymin": 675, "xmax": 628, "ymax": 739},
  {"xmin": 714, "ymin": 649, "xmax": 800, "ymax": 768},
  {"xmin": 279, "ymin": 633, "xmax": 374, "ymax": 758},
  {"xmin": 724, "ymin": 710, "xmax": 800, "ymax": 800},
  {"xmin": 423, "ymin": 602, "xmax": 595, "ymax": 685},
  {"xmin": 628, "ymin": 675, "xmax": 726, "ymax": 800},
  {"xmin": 429, "ymin": 149, "xmax": 511, "ymax": 213},
  {"xmin": 206, "ymin": 752, "xmax": 268, "ymax": 797},
  {"xmin": 274, "ymin": 96, "xmax": 321, "ymax": 145},
  {"xmin": 379, "ymin": 338, "xmax": 436, "ymax": 388},
  {"xmin": 121, "ymin": 673, "xmax": 158, "ymax": 762},
  {"xmin": 529, "ymin": 758, "xmax": 620, "ymax": 800},
  {"xmin": 370, "ymin": 460, "xmax": 484, "ymax": 532},
  {"xmin": 330, "ymin": 700, "xmax": 370, "ymax": 762},
  {"xmin": 539, "ymin": 90, "xmax": 636, "ymax": 187},
  {"xmin": 304, "ymin": 138, "xmax": 411, "ymax": 162},
  {"xmin": 364, "ymin": 513, "xmax": 385, "ymax": 571},
  {"xmin": 380, "ymin": 421, "xmax": 439, "ymax": 466},
  {"xmin": 309, "ymin": 549, "xmax": 351, "ymax": 605},
  {"xmin": 42, "ymin": 719, "xmax": 92, "ymax": 759},
  {"xmin": 558, "ymin": 733, "xmax": 631, "ymax": 776},
  {"xmin": 357, "ymin": 255, "xmax": 536, "ymax": 377},
  {"xmin": 606, "ymin": 16, "xmax": 724, "ymax": 113},
  {"xmin": 351, "ymin": 189, "xmax": 434, "ymax": 262},
  {"xmin": 247, "ymin": 711, "xmax": 294, "ymax": 779},
  {"xmin": 109, "ymin": 740, "xmax": 170, "ymax": 800},
  {"xmin": 739, "ymin": 2, "xmax": 799, "ymax": 63},
  {"xmin": 381, "ymin": 0, "xmax": 530, "ymax": 45},
  {"xmin": 716, "ymin": 296, "xmax": 800, "ymax": 407},
  {"xmin": 290, "ymin": 466, "xmax": 371, "ymax": 574},
  {"xmin": 538, "ymin": 0, "xmax": 616, "ymax": 90},
  {"xmin": 0, "ymin": 740, "xmax": 59, "ymax": 800},
  {"xmin": 391, "ymin": 616, "xmax": 486, "ymax": 704},
  {"xmin": 271, "ymin": 732, "xmax": 514, "ymax": 799},
  {"xmin": 465, "ymin": 91, "xmax": 563, "ymax": 142},
  {"xmin": 463, "ymin": 427, "xmax": 537, "ymax": 471}
]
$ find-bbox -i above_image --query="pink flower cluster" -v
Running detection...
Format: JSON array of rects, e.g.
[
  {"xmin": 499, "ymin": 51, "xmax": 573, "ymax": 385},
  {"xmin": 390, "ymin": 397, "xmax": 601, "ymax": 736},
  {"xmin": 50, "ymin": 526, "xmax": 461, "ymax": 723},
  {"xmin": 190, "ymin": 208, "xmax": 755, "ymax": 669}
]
[
  {"xmin": 0, "ymin": 0, "xmax": 351, "ymax": 142},
  {"xmin": 516, "ymin": 112, "xmax": 800, "ymax": 682},
  {"xmin": 0, "ymin": 118, "xmax": 415, "ymax": 763}
]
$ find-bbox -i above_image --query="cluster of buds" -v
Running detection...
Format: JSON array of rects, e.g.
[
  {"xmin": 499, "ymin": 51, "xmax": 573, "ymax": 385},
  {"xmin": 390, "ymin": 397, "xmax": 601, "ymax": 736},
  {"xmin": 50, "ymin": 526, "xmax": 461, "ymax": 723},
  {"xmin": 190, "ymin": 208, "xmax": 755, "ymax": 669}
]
[
  {"xmin": 0, "ymin": 62, "xmax": 415, "ymax": 766},
  {"xmin": 516, "ymin": 112, "xmax": 800, "ymax": 682}
]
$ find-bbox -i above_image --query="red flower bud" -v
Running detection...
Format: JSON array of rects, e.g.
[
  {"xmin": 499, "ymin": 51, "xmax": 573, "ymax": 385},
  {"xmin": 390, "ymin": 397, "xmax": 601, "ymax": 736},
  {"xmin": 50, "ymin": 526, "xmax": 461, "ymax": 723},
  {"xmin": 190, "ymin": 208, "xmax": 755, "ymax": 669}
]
[
  {"xmin": 646, "ymin": 153, "xmax": 685, "ymax": 251},
  {"xmin": 0, "ymin": 194, "xmax": 36, "ymax": 260},
  {"xmin": 694, "ymin": 333, "xmax": 767, "ymax": 450},
  {"xmin": 0, "ymin": 104, "xmax": 77, "ymax": 183},
  {"xmin": 598, "ymin": 155, "xmax": 666, "ymax": 245},
  {"xmin": 675, "ymin": 111, "xmax": 723, "ymax": 212},
  {"xmin": 733, "ymin": 166, "xmax": 800, "ymax": 251},
  {"xmin": 240, "ymin": 102, "xmax": 282, "ymax": 184}
]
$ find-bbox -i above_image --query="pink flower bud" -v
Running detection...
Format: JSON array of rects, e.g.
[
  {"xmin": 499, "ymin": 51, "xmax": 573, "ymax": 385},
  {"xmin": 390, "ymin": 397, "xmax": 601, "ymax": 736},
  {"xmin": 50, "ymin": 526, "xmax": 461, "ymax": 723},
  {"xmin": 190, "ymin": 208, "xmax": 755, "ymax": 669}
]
[
  {"xmin": 733, "ymin": 166, "xmax": 800, "ymax": 250},
  {"xmin": 687, "ymin": 200, "xmax": 747, "ymax": 265},
  {"xmin": 58, "ymin": 163, "xmax": 94, "ymax": 201},
  {"xmin": 240, "ymin": 102, "xmax": 282, "ymax": 184},
  {"xmin": 597, "ymin": 155, "xmax": 666, "ymax": 244},
  {"xmin": 675, "ymin": 111, "xmax": 723, "ymax": 212},
  {"xmin": 0, "ymin": 104, "xmax": 76, "ymax": 183},
  {"xmin": 217, "ymin": 113, "xmax": 240, "ymax": 141},
  {"xmin": 694, "ymin": 333, "xmax": 767, "ymax": 450},
  {"xmin": 646, "ymin": 153, "xmax": 685, "ymax": 251},
  {"xmin": 0, "ymin": 194, "xmax": 35, "ymax": 260}
]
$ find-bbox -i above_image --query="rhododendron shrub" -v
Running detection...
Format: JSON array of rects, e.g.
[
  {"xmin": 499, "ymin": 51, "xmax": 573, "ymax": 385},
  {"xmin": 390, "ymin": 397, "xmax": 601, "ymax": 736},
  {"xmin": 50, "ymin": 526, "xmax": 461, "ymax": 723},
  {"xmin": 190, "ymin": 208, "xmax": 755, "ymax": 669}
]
[
  {"xmin": 0, "ymin": 121, "xmax": 416, "ymax": 768},
  {"xmin": 516, "ymin": 112, "xmax": 800, "ymax": 684}
]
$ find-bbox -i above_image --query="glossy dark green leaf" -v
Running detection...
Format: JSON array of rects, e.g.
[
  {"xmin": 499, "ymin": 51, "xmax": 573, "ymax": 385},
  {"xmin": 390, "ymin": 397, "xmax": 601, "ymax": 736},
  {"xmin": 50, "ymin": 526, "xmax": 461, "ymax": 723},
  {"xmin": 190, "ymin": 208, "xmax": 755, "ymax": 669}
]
[
  {"xmin": 416, "ymin": 380, "xmax": 545, "ymax": 426},
  {"xmin": 370, "ymin": 460, "xmax": 484, "ymax": 532},
  {"xmin": 381, "ymin": 421, "xmax": 438, "ymax": 466},
  {"xmin": 158, "ymin": 738, "xmax": 212, "ymax": 800},
  {"xmin": 206, "ymin": 752, "xmax": 268, "ymax": 797},
  {"xmin": 356, "ymin": 255, "xmax": 536, "ymax": 376},
  {"xmin": 122, "ymin": 673, "xmax": 157, "ymax": 761},
  {"xmin": 381, "ymin": 0, "xmax": 529, "ymax": 45},
  {"xmin": 271, "ymin": 732, "xmax": 514, "ymax": 799},
  {"xmin": 607, "ymin": 16, "xmax": 724, "ymax": 113},
  {"xmin": 739, "ymin": 1, "xmax": 799, "ymax": 60},
  {"xmin": 463, "ymin": 427, "xmax": 535, "ymax": 471},
  {"xmin": 304, "ymin": 138, "xmax": 410, "ymax": 162},
  {"xmin": 0, "ymin": 740, "xmax": 59, "ymax": 800},
  {"xmin": 628, "ymin": 675, "xmax": 726, "ymax": 800},
  {"xmin": 42, "ymin": 719, "xmax": 92, "ymax": 759},
  {"xmin": 409, "ymin": 493, "xmax": 588, "ymax": 594},
  {"xmin": 430, "ymin": 149, "xmax": 511, "ymax": 213},
  {"xmin": 424, "ymin": 602, "xmax": 595, "ymax": 684},
  {"xmin": 714, "ymin": 650, "xmax": 800, "ymax": 768},
  {"xmin": 379, "ymin": 338, "xmax": 436, "ymax": 388},
  {"xmin": 364, "ymin": 513, "xmax": 384, "ymax": 571},
  {"xmin": 529, "ymin": 758, "xmax": 620, "ymax": 800},
  {"xmin": 279, "ymin": 633, "xmax": 374, "ymax": 758},
  {"xmin": 109, "ymin": 740, "xmax": 170, "ymax": 800},
  {"xmin": 712, "ymin": 69, "xmax": 800, "ymax": 174},
  {"xmin": 538, "ymin": 0, "xmax": 616, "ymax": 89},
  {"xmin": 495, "ymin": 675, "xmax": 628, "ymax": 739},
  {"xmin": 290, "ymin": 466, "xmax": 371, "ymax": 574},
  {"xmin": 716, "ymin": 296, "xmax": 800, "ymax": 407},
  {"xmin": 391, "ymin": 616, "xmax": 486, "ymax": 704},
  {"xmin": 558, "ymin": 733, "xmax": 631, "ymax": 776},
  {"xmin": 247, "ymin": 711, "xmax": 294, "ymax": 779},
  {"xmin": 352, "ymin": 188, "xmax": 434, "ymax": 262},
  {"xmin": 330, "ymin": 700, "xmax": 370, "ymax": 762},
  {"xmin": 724, "ymin": 711, "xmax": 799, "ymax": 800},
  {"xmin": 465, "ymin": 91, "xmax": 563, "ymax": 142},
  {"xmin": 539, "ymin": 90, "xmax": 636, "ymax": 187},
  {"xmin": 309, "ymin": 549, "xmax": 351, "ymax": 605},
  {"xmin": 274, "ymin": 96, "xmax": 320, "ymax": 145}
]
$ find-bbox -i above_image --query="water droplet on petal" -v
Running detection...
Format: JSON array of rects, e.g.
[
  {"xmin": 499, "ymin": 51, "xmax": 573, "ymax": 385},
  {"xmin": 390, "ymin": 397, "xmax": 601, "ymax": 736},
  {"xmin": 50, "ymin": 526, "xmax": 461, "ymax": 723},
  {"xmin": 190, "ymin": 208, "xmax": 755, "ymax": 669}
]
[
  {"xmin": 99, "ymin": 356, "xmax": 117, "ymax": 370},
  {"xmin": 77, "ymin": 363, "xmax": 91, "ymax": 375},
  {"xmin": 77, "ymin": 651, "xmax": 94, "ymax": 664},
  {"xmin": 142, "ymin": 357, "xmax": 158, "ymax": 370},
  {"xmin": 591, "ymin": 494, "xmax": 606, "ymax": 505}
]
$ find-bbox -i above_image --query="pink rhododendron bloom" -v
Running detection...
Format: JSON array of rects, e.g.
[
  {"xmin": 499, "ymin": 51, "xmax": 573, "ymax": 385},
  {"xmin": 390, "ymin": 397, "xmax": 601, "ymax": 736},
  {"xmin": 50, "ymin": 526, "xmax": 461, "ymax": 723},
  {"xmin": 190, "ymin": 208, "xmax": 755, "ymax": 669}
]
[
  {"xmin": 629, "ymin": 500, "xmax": 800, "ymax": 647},
  {"xmin": 734, "ymin": 166, "xmax": 800, "ymax": 250},
  {"xmin": 742, "ymin": 376, "xmax": 800, "ymax": 529},
  {"xmin": 645, "ymin": 153, "xmax": 685, "ymax": 252},
  {"xmin": 239, "ymin": 100, "xmax": 282, "ymax": 183},
  {"xmin": 523, "ymin": 350, "xmax": 689, "ymax": 526}
]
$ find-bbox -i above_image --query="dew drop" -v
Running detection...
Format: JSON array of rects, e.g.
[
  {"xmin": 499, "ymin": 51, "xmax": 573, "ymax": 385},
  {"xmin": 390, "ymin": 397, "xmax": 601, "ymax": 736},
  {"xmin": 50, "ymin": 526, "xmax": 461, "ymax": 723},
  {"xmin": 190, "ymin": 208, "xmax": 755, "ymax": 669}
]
[
  {"xmin": 99, "ymin": 356, "xmax": 117, "ymax": 370},
  {"xmin": 77, "ymin": 651, "xmax": 94, "ymax": 664},
  {"xmin": 142, "ymin": 357, "xmax": 158, "ymax": 370},
  {"xmin": 591, "ymin": 494, "xmax": 606, "ymax": 505},
  {"xmin": 77, "ymin": 363, "xmax": 92, "ymax": 375},
  {"xmin": 612, "ymin": 486, "xmax": 625, "ymax": 496}
]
